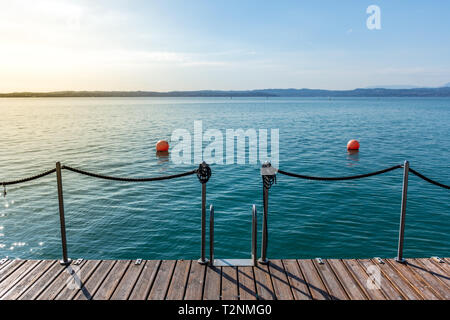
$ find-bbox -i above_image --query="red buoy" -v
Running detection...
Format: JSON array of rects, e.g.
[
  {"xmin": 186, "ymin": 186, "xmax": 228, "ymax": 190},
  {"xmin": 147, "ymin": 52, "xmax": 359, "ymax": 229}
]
[
  {"xmin": 156, "ymin": 140, "xmax": 169, "ymax": 152},
  {"xmin": 347, "ymin": 139, "xmax": 360, "ymax": 151}
]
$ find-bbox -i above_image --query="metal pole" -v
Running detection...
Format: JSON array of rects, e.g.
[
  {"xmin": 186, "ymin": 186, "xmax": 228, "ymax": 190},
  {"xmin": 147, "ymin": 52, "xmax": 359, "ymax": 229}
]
[
  {"xmin": 198, "ymin": 182, "xmax": 209, "ymax": 264},
  {"xmin": 396, "ymin": 160, "xmax": 409, "ymax": 263},
  {"xmin": 252, "ymin": 205, "xmax": 257, "ymax": 266},
  {"xmin": 259, "ymin": 185, "xmax": 269, "ymax": 264},
  {"xmin": 209, "ymin": 204, "xmax": 214, "ymax": 266},
  {"xmin": 56, "ymin": 162, "xmax": 71, "ymax": 266}
]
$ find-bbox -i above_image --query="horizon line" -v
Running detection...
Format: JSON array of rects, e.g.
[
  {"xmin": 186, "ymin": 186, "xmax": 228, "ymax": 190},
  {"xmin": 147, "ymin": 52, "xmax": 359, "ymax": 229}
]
[{"xmin": 2, "ymin": 85, "xmax": 450, "ymax": 95}]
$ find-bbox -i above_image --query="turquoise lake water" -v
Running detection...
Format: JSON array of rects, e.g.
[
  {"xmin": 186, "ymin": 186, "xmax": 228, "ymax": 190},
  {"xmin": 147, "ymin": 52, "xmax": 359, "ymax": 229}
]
[{"xmin": 0, "ymin": 97, "xmax": 449, "ymax": 260}]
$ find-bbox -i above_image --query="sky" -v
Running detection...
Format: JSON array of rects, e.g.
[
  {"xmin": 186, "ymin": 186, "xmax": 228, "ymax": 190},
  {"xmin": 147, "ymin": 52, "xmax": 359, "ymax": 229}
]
[{"xmin": 0, "ymin": 0, "xmax": 449, "ymax": 92}]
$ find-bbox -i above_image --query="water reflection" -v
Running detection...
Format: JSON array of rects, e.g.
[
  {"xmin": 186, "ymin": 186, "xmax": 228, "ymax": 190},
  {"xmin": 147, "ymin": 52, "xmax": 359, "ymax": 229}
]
[
  {"xmin": 156, "ymin": 151, "xmax": 170, "ymax": 171},
  {"xmin": 156, "ymin": 151, "xmax": 169, "ymax": 162},
  {"xmin": 346, "ymin": 150, "xmax": 360, "ymax": 166}
]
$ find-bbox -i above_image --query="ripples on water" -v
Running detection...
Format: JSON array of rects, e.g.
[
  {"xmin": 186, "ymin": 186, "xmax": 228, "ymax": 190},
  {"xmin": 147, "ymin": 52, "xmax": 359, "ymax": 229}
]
[{"xmin": 0, "ymin": 97, "xmax": 448, "ymax": 260}]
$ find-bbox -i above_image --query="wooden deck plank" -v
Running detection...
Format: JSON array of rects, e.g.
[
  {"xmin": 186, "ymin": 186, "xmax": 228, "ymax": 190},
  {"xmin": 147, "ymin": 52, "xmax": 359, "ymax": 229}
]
[
  {"xmin": 0, "ymin": 260, "xmax": 26, "ymax": 283},
  {"xmin": 429, "ymin": 258, "xmax": 450, "ymax": 291},
  {"xmin": 0, "ymin": 260, "xmax": 41, "ymax": 298},
  {"xmin": 166, "ymin": 260, "xmax": 191, "ymax": 300},
  {"xmin": 203, "ymin": 265, "xmax": 221, "ymax": 300},
  {"xmin": 147, "ymin": 260, "xmax": 176, "ymax": 300},
  {"xmin": 237, "ymin": 267, "xmax": 257, "ymax": 300},
  {"xmin": 184, "ymin": 261, "xmax": 206, "ymax": 300},
  {"xmin": 380, "ymin": 260, "xmax": 427, "ymax": 300},
  {"xmin": 385, "ymin": 259, "xmax": 440, "ymax": 300},
  {"xmin": 221, "ymin": 267, "xmax": 238, "ymax": 300},
  {"xmin": 357, "ymin": 259, "xmax": 404, "ymax": 300},
  {"xmin": 2, "ymin": 260, "xmax": 55, "ymax": 300},
  {"xmin": 37, "ymin": 260, "xmax": 88, "ymax": 300},
  {"xmin": 430, "ymin": 258, "xmax": 450, "ymax": 275},
  {"xmin": 268, "ymin": 260, "xmax": 294, "ymax": 300},
  {"xmin": 110, "ymin": 261, "xmax": 146, "ymax": 300},
  {"xmin": 297, "ymin": 259, "xmax": 330, "ymax": 300},
  {"xmin": 129, "ymin": 260, "xmax": 161, "ymax": 300},
  {"xmin": 313, "ymin": 259, "xmax": 349, "ymax": 300},
  {"xmin": 74, "ymin": 260, "xmax": 116, "ymax": 300},
  {"xmin": 0, "ymin": 258, "xmax": 447, "ymax": 300},
  {"xmin": 415, "ymin": 258, "xmax": 450, "ymax": 289},
  {"xmin": 54, "ymin": 260, "xmax": 101, "ymax": 300},
  {"xmin": 282, "ymin": 259, "xmax": 311, "ymax": 300},
  {"xmin": 0, "ymin": 260, "xmax": 12, "ymax": 272},
  {"xmin": 19, "ymin": 261, "xmax": 66, "ymax": 300},
  {"xmin": 342, "ymin": 259, "xmax": 386, "ymax": 300},
  {"xmin": 327, "ymin": 259, "xmax": 367, "ymax": 300},
  {"xmin": 253, "ymin": 264, "xmax": 276, "ymax": 300},
  {"xmin": 363, "ymin": 259, "xmax": 421, "ymax": 300},
  {"xmin": 93, "ymin": 260, "xmax": 130, "ymax": 300},
  {"xmin": 404, "ymin": 259, "xmax": 449, "ymax": 299}
]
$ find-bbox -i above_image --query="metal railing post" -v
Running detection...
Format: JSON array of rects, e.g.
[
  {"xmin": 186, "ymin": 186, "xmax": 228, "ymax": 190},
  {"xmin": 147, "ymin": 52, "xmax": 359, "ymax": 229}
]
[
  {"xmin": 209, "ymin": 204, "xmax": 214, "ymax": 265},
  {"xmin": 259, "ymin": 161, "xmax": 276, "ymax": 265},
  {"xmin": 259, "ymin": 185, "xmax": 269, "ymax": 264},
  {"xmin": 396, "ymin": 160, "xmax": 409, "ymax": 263},
  {"xmin": 56, "ymin": 162, "xmax": 71, "ymax": 266},
  {"xmin": 197, "ymin": 162, "xmax": 211, "ymax": 265},
  {"xmin": 252, "ymin": 205, "xmax": 257, "ymax": 266}
]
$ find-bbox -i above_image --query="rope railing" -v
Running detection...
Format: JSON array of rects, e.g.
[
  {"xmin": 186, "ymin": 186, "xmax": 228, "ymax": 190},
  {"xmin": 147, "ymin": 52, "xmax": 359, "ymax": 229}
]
[
  {"xmin": 259, "ymin": 160, "xmax": 449, "ymax": 265},
  {"xmin": 1, "ymin": 161, "xmax": 212, "ymax": 265},
  {"xmin": 1, "ymin": 159, "xmax": 448, "ymax": 266},
  {"xmin": 277, "ymin": 164, "xmax": 403, "ymax": 181},
  {"xmin": 62, "ymin": 165, "xmax": 198, "ymax": 182},
  {"xmin": 1, "ymin": 166, "xmax": 201, "ymax": 186},
  {"xmin": 408, "ymin": 168, "xmax": 450, "ymax": 190},
  {"xmin": 261, "ymin": 163, "xmax": 449, "ymax": 189},
  {"xmin": 1, "ymin": 168, "xmax": 57, "ymax": 186}
]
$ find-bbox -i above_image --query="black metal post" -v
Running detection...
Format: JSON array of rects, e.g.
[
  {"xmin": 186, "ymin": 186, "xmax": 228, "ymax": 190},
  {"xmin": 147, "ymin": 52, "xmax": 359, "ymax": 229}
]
[
  {"xmin": 56, "ymin": 162, "xmax": 71, "ymax": 266},
  {"xmin": 252, "ymin": 205, "xmax": 257, "ymax": 266},
  {"xmin": 259, "ymin": 161, "xmax": 276, "ymax": 265},
  {"xmin": 196, "ymin": 162, "xmax": 211, "ymax": 265},
  {"xmin": 209, "ymin": 204, "xmax": 214, "ymax": 265},
  {"xmin": 396, "ymin": 160, "xmax": 409, "ymax": 263},
  {"xmin": 259, "ymin": 186, "xmax": 269, "ymax": 264}
]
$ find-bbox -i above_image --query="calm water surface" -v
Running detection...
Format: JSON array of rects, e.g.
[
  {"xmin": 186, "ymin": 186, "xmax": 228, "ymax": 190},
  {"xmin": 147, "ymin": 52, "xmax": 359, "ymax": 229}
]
[{"xmin": 0, "ymin": 97, "xmax": 449, "ymax": 260}]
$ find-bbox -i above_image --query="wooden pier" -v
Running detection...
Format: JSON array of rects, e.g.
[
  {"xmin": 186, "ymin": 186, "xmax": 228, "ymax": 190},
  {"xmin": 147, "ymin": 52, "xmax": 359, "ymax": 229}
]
[{"xmin": 0, "ymin": 257, "xmax": 449, "ymax": 300}]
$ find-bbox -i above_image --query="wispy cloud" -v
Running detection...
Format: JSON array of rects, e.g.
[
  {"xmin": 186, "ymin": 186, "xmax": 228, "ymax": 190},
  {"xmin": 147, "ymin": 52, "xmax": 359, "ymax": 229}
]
[
  {"xmin": 0, "ymin": 0, "xmax": 128, "ymax": 46},
  {"xmin": 0, "ymin": 1, "xmax": 449, "ymax": 91}
]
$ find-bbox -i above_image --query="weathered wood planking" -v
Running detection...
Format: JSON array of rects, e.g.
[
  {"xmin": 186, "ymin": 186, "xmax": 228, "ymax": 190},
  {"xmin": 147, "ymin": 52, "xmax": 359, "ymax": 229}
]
[
  {"xmin": 237, "ymin": 266, "xmax": 258, "ymax": 300},
  {"xmin": 253, "ymin": 263, "xmax": 276, "ymax": 300},
  {"xmin": 184, "ymin": 261, "xmax": 206, "ymax": 300},
  {"xmin": 128, "ymin": 260, "xmax": 161, "ymax": 300},
  {"xmin": 221, "ymin": 266, "xmax": 238, "ymax": 300},
  {"xmin": 0, "ymin": 258, "xmax": 448, "ymax": 300},
  {"xmin": 147, "ymin": 260, "xmax": 176, "ymax": 300},
  {"xmin": 203, "ymin": 265, "xmax": 221, "ymax": 300},
  {"xmin": 268, "ymin": 260, "xmax": 294, "ymax": 300},
  {"xmin": 166, "ymin": 260, "xmax": 191, "ymax": 300},
  {"xmin": 282, "ymin": 259, "xmax": 311, "ymax": 300}
]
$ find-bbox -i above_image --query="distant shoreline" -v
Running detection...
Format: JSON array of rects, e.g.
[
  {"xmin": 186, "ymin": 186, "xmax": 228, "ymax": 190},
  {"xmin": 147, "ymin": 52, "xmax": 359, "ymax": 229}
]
[{"xmin": 1, "ymin": 87, "xmax": 450, "ymax": 98}]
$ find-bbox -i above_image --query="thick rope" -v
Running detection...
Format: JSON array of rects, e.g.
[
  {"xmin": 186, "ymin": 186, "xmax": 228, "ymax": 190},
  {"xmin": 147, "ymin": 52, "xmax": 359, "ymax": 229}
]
[
  {"xmin": 277, "ymin": 164, "xmax": 403, "ymax": 181},
  {"xmin": 1, "ymin": 168, "xmax": 56, "ymax": 186},
  {"xmin": 0, "ymin": 164, "xmax": 448, "ymax": 191},
  {"xmin": 409, "ymin": 168, "xmax": 450, "ymax": 190},
  {"xmin": 62, "ymin": 165, "xmax": 197, "ymax": 182},
  {"xmin": 196, "ymin": 162, "xmax": 212, "ymax": 184},
  {"xmin": 263, "ymin": 174, "xmax": 276, "ymax": 189}
]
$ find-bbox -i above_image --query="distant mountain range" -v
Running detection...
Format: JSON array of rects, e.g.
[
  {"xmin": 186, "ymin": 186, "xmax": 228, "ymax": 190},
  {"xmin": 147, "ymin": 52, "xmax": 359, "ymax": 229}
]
[
  {"xmin": 365, "ymin": 85, "xmax": 422, "ymax": 89},
  {"xmin": 2, "ymin": 86, "xmax": 450, "ymax": 98},
  {"xmin": 366, "ymin": 83, "xmax": 450, "ymax": 89}
]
